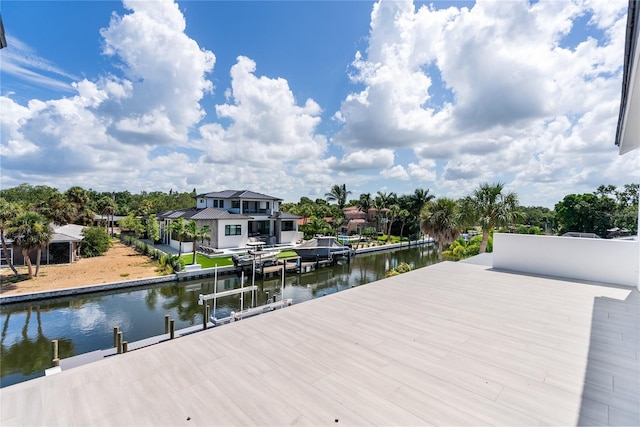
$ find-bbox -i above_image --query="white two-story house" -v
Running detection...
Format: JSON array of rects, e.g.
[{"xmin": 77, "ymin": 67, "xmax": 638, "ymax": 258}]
[{"xmin": 157, "ymin": 190, "xmax": 302, "ymax": 251}]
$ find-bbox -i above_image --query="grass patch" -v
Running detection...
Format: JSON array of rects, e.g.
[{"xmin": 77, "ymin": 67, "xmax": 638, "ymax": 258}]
[
  {"xmin": 278, "ymin": 250, "xmax": 298, "ymax": 258},
  {"xmin": 179, "ymin": 253, "xmax": 235, "ymax": 268}
]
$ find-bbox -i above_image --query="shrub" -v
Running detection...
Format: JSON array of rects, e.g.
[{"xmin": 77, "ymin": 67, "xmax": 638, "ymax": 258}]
[{"xmin": 80, "ymin": 227, "xmax": 111, "ymax": 258}]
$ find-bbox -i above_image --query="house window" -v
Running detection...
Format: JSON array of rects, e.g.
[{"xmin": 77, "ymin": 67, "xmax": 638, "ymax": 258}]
[
  {"xmin": 243, "ymin": 201, "xmax": 249, "ymax": 211},
  {"xmin": 213, "ymin": 200, "xmax": 218, "ymax": 208},
  {"xmin": 232, "ymin": 201, "xmax": 240, "ymax": 209},
  {"xmin": 282, "ymin": 221, "xmax": 294, "ymax": 231},
  {"xmin": 219, "ymin": 200, "xmax": 224, "ymax": 208},
  {"xmin": 266, "ymin": 202, "xmax": 270, "ymax": 209},
  {"xmin": 225, "ymin": 225, "xmax": 242, "ymax": 236}
]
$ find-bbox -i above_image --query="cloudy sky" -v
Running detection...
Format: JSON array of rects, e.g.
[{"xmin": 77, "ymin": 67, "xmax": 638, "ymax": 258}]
[{"xmin": 0, "ymin": 0, "xmax": 637, "ymax": 207}]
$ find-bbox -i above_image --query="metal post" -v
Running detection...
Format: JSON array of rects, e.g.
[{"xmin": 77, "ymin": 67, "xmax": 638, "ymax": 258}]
[
  {"xmin": 206, "ymin": 304, "xmax": 210, "ymax": 324},
  {"xmin": 170, "ymin": 319, "xmax": 175, "ymax": 339},
  {"xmin": 164, "ymin": 315, "xmax": 170, "ymax": 334},
  {"xmin": 240, "ymin": 271, "xmax": 244, "ymax": 317},
  {"xmin": 213, "ymin": 265, "xmax": 218, "ymax": 319},
  {"xmin": 252, "ymin": 258, "xmax": 256, "ymax": 308},
  {"xmin": 281, "ymin": 265, "xmax": 285, "ymax": 303},
  {"xmin": 51, "ymin": 340, "xmax": 59, "ymax": 367},
  {"xmin": 113, "ymin": 326, "xmax": 119, "ymax": 348},
  {"xmin": 202, "ymin": 302, "xmax": 207, "ymax": 330}
]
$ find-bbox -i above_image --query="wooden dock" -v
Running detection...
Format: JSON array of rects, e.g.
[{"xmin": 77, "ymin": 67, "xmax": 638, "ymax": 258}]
[{"xmin": 2, "ymin": 261, "xmax": 638, "ymax": 426}]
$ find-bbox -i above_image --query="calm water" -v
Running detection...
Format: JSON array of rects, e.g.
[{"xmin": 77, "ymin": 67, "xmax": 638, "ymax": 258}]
[{"xmin": 0, "ymin": 245, "xmax": 437, "ymax": 387}]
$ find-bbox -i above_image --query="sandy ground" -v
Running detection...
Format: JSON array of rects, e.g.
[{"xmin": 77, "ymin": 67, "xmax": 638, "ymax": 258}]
[{"xmin": 0, "ymin": 241, "xmax": 162, "ymax": 296}]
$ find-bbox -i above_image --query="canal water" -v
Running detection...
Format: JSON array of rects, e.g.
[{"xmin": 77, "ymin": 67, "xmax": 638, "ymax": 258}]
[{"xmin": 0, "ymin": 245, "xmax": 437, "ymax": 387}]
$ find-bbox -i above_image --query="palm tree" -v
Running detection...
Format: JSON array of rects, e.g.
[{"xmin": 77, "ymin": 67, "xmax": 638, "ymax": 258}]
[
  {"xmin": 409, "ymin": 188, "xmax": 435, "ymax": 214},
  {"xmin": 460, "ymin": 182, "xmax": 521, "ymax": 253},
  {"xmin": 397, "ymin": 209, "xmax": 410, "ymax": 245},
  {"xmin": 357, "ymin": 193, "xmax": 372, "ymax": 218},
  {"xmin": 375, "ymin": 191, "xmax": 396, "ymax": 235},
  {"xmin": 184, "ymin": 220, "xmax": 211, "ymax": 265},
  {"xmin": 325, "ymin": 184, "xmax": 351, "ymax": 210},
  {"xmin": 0, "ymin": 198, "xmax": 20, "ymax": 276},
  {"xmin": 7, "ymin": 212, "xmax": 53, "ymax": 278},
  {"xmin": 386, "ymin": 204, "xmax": 401, "ymax": 241},
  {"xmin": 97, "ymin": 196, "xmax": 117, "ymax": 234},
  {"xmin": 169, "ymin": 218, "xmax": 188, "ymax": 258},
  {"xmin": 420, "ymin": 198, "xmax": 462, "ymax": 261}
]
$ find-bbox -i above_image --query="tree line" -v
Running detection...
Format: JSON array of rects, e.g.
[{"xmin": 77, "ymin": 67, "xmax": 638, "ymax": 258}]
[{"xmin": 0, "ymin": 182, "xmax": 637, "ymax": 277}]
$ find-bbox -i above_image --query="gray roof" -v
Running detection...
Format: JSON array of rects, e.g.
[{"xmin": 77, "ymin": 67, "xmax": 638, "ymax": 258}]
[
  {"xmin": 157, "ymin": 208, "xmax": 251, "ymax": 220},
  {"xmin": 51, "ymin": 224, "xmax": 85, "ymax": 242},
  {"xmin": 196, "ymin": 190, "xmax": 282, "ymax": 201}
]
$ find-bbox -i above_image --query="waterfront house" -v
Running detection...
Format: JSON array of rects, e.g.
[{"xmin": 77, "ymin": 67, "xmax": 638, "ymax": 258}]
[
  {"xmin": 157, "ymin": 190, "xmax": 302, "ymax": 251},
  {"xmin": 4, "ymin": 223, "xmax": 85, "ymax": 267}
]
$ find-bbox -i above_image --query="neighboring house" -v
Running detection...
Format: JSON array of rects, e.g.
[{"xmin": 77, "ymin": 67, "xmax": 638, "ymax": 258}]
[
  {"xmin": 343, "ymin": 206, "xmax": 388, "ymax": 234},
  {"xmin": 7, "ymin": 224, "xmax": 85, "ymax": 267},
  {"xmin": 157, "ymin": 190, "xmax": 302, "ymax": 251}
]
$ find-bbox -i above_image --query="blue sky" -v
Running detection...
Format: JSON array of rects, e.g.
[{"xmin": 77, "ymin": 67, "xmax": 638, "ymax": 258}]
[{"xmin": 0, "ymin": 0, "xmax": 637, "ymax": 207}]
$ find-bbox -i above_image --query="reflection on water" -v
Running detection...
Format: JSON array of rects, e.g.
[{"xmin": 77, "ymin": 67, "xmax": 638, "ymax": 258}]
[{"xmin": 0, "ymin": 245, "xmax": 436, "ymax": 387}]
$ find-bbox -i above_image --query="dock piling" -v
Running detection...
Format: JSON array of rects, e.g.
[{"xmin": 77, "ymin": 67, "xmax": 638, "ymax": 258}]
[
  {"xmin": 170, "ymin": 319, "xmax": 175, "ymax": 339},
  {"xmin": 123, "ymin": 341, "xmax": 128, "ymax": 353},
  {"xmin": 116, "ymin": 332, "xmax": 123, "ymax": 354},
  {"xmin": 164, "ymin": 315, "xmax": 170, "ymax": 333},
  {"xmin": 113, "ymin": 326, "xmax": 119, "ymax": 348},
  {"xmin": 51, "ymin": 340, "xmax": 60, "ymax": 367}
]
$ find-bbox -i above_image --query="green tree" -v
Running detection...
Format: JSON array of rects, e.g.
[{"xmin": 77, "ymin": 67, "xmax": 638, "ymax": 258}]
[
  {"xmin": 96, "ymin": 196, "xmax": 117, "ymax": 234},
  {"xmin": 300, "ymin": 216, "xmax": 332, "ymax": 239},
  {"xmin": 64, "ymin": 186, "xmax": 94, "ymax": 225},
  {"xmin": 169, "ymin": 218, "xmax": 188, "ymax": 257},
  {"xmin": 386, "ymin": 204, "xmax": 400, "ymax": 241},
  {"xmin": 325, "ymin": 184, "xmax": 351, "ymax": 211},
  {"xmin": 37, "ymin": 193, "xmax": 76, "ymax": 225},
  {"xmin": 461, "ymin": 182, "xmax": 521, "ymax": 253},
  {"xmin": 397, "ymin": 209, "xmax": 411, "ymax": 244},
  {"xmin": 7, "ymin": 212, "xmax": 53, "ymax": 279},
  {"xmin": 554, "ymin": 193, "xmax": 616, "ymax": 237},
  {"xmin": 80, "ymin": 227, "xmax": 111, "ymax": 257},
  {"xmin": 408, "ymin": 188, "xmax": 435, "ymax": 214},
  {"xmin": 184, "ymin": 220, "xmax": 211, "ymax": 265},
  {"xmin": 420, "ymin": 198, "xmax": 462, "ymax": 261},
  {"xmin": 357, "ymin": 193, "xmax": 372, "ymax": 217},
  {"xmin": 119, "ymin": 214, "xmax": 145, "ymax": 238},
  {"xmin": 0, "ymin": 198, "xmax": 20, "ymax": 276},
  {"xmin": 146, "ymin": 215, "xmax": 161, "ymax": 244}
]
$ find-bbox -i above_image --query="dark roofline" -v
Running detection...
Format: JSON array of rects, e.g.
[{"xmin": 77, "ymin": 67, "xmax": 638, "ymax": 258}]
[
  {"xmin": 615, "ymin": 0, "xmax": 639, "ymax": 147},
  {"xmin": 196, "ymin": 190, "xmax": 283, "ymax": 201}
]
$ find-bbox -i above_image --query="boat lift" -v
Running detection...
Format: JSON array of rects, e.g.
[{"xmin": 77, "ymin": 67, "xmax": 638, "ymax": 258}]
[{"xmin": 198, "ymin": 265, "xmax": 292, "ymax": 327}]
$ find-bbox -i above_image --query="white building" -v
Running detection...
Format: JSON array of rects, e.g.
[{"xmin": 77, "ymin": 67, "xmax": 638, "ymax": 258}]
[{"xmin": 157, "ymin": 190, "xmax": 302, "ymax": 251}]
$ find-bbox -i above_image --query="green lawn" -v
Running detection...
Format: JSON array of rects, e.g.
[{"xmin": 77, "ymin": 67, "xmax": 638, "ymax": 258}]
[
  {"xmin": 179, "ymin": 249, "xmax": 298, "ymax": 268},
  {"xmin": 179, "ymin": 253, "xmax": 234, "ymax": 268}
]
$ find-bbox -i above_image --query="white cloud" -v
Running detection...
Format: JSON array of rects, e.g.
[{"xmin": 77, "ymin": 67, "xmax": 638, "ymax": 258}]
[
  {"xmin": 100, "ymin": 0, "xmax": 215, "ymax": 143},
  {"xmin": 381, "ymin": 164, "xmax": 409, "ymax": 180},
  {"xmin": 329, "ymin": 0, "xmax": 633, "ymax": 206},
  {"xmin": 199, "ymin": 56, "xmax": 327, "ymax": 169}
]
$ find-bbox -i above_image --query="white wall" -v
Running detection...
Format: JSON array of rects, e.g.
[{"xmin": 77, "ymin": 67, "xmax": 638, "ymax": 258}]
[
  {"xmin": 493, "ymin": 233, "xmax": 639, "ymax": 288},
  {"xmin": 217, "ymin": 219, "xmax": 246, "ymax": 249}
]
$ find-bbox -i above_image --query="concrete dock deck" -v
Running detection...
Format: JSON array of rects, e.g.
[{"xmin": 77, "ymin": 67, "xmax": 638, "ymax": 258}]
[{"xmin": 1, "ymin": 261, "xmax": 638, "ymax": 426}]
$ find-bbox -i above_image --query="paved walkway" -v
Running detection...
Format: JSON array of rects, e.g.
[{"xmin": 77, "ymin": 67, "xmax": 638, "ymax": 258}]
[{"xmin": 1, "ymin": 261, "xmax": 638, "ymax": 426}]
